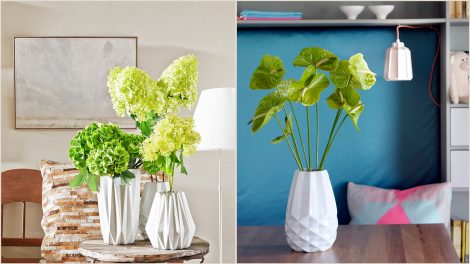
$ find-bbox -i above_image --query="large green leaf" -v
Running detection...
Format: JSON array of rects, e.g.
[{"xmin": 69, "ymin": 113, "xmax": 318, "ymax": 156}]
[
  {"xmin": 293, "ymin": 47, "xmax": 339, "ymax": 71},
  {"xmin": 300, "ymin": 72, "xmax": 330, "ymax": 106},
  {"xmin": 348, "ymin": 53, "xmax": 376, "ymax": 90},
  {"xmin": 69, "ymin": 170, "xmax": 88, "ymax": 187},
  {"xmin": 250, "ymin": 55, "xmax": 286, "ymax": 90},
  {"xmin": 251, "ymin": 92, "xmax": 286, "ymax": 133},
  {"xmin": 330, "ymin": 60, "xmax": 360, "ymax": 89},
  {"xmin": 276, "ymin": 78, "xmax": 296, "ymax": 101},
  {"xmin": 343, "ymin": 102, "xmax": 364, "ymax": 130},
  {"xmin": 326, "ymin": 89, "xmax": 344, "ymax": 109},
  {"xmin": 342, "ymin": 86, "xmax": 360, "ymax": 106}
]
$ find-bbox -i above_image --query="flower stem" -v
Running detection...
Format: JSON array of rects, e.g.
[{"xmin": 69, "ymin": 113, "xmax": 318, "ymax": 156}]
[
  {"xmin": 306, "ymin": 106, "xmax": 311, "ymax": 171},
  {"xmin": 319, "ymin": 114, "xmax": 348, "ymax": 171},
  {"xmin": 319, "ymin": 109, "xmax": 342, "ymax": 170},
  {"xmin": 288, "ymin": 101, "xmax": 308, "ymax": 169},
  {"xmin": 274, "ymin": 114, "xmax": 302, "ymax": 170},
  {"xmin": 315, "ymin": 103, "xmax": 319, "ymax": 170}
]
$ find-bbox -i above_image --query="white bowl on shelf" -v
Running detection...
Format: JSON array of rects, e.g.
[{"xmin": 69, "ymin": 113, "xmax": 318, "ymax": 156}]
[
  {"xmin": 339, "ymin": 5, "xmax": 365, "ymax": 20},
  {"xmin": 368, "ymin": 5, "xmax": 395, "ymax": 20}
]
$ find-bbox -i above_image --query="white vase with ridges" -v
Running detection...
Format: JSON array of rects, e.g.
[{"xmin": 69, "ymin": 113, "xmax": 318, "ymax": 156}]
[
  {"xmin": 145, "ymin": 191, "xmax": 196, "ymax": 250},
  {"xmin": 138, "ymin": 181, "xmax": 170, "ymax": 239},
  {"xmin": 285, "ymin": 170, "xmax": 338, "ymax": 252},
  {"xmin": 97, "ymin": 169, "xmax": 141, "ymax": 245}
]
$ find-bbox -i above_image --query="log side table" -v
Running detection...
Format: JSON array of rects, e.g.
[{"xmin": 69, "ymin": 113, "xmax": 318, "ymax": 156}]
[{"xmin": 79, "ymin": 237, "xmax": 209, "ymax": 263}]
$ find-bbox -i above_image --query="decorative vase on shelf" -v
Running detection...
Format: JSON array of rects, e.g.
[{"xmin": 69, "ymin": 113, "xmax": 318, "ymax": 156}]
[
  {"xmin": 285, "ymin": 170, "xmax": 338, "ymax": 252},
  {"xmin": 97, "ymin": 169, "xmax": 141, "ymax": 245},
  {"xmin": 145, "ymin": 191, "xmax": 196, "ymax": 250},
  {"xmin": 138, "ymin": 181, "xmax": 170, "ymax": 239}
]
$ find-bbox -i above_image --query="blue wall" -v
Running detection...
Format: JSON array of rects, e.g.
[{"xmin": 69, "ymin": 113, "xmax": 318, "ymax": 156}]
[{"xmin": 237, "ymin": 27, "xmax": 441, "ymax": 226}]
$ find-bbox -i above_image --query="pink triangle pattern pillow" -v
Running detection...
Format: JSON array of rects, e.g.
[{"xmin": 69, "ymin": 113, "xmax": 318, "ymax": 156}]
[{"xmin": 347, "ymin": 182, "xmax": 452, "ymax": 228}]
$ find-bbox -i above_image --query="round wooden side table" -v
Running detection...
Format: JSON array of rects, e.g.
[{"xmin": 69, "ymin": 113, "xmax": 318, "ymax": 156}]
[{"xmin": 79, "ymin": 237, "xmax": 209, "ymax": 263}]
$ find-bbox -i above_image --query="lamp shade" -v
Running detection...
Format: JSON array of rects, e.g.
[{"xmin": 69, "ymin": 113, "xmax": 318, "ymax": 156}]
[
  {"xmin": 193, "ymin": 87, "xmax": 236, "ymax": 151},
  {"xmin": 384, "ymin": 40, "xmax": 413, "ymax": 81}
]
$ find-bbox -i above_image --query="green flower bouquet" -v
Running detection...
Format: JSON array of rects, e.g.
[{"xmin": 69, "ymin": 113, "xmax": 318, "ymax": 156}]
[
  {"xmin": 69, "ymin": 54, "xmax": 200, "ymax": 192},
  {"xmin": 69, "ymin": 123, "xmax": 145, "ymax": 191}
]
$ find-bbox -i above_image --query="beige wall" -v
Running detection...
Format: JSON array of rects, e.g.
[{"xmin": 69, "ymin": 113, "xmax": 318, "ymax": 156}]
[{"xmin": 1, "ymin": 1, "xmax": 236, "ymax": 262}]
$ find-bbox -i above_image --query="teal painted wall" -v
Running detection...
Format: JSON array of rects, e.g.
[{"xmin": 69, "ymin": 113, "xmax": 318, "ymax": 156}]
[{"xmin": 237, "ymin": 27, "xmax": 441, "ymax": 225}]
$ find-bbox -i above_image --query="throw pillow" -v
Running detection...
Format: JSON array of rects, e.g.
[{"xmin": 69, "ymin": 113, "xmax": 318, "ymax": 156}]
[{"xmin": 347, "ymin": 182, "xmax": 452, "ymax": 227}]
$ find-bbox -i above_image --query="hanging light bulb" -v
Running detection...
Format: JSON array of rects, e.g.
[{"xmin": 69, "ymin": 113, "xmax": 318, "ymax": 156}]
[
  {"xmin": 383, "ymin": 25, "xmax": 441, "ymax": 107},
  {"xmin": 384, "ymin": 39, "xmax": 413, "ymax": 81}
]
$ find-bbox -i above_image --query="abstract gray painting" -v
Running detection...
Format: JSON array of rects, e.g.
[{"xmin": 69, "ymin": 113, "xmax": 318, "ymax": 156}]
[{"xmin": 14, "ymin": 37, "xmax": 137, "ymax": 128}]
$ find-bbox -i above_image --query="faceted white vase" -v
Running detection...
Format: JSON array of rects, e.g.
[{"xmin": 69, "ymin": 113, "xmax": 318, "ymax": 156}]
[
  {"xmin": 97, "ymin": 169, "xmax": 141, "ymax": 245},
  {"xmin": 285, "ymin": 170, "xmax": 338, "ymax": 252},
  {"xmin": 145, "ymin": 191, "xmax": 196, "ymax": 250},
  {"xmin": 138, "ymin": 182, "xmax": 170, "ymax": 239}
]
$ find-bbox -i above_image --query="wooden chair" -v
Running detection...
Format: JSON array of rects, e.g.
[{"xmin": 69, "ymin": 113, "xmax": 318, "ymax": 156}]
[{"xmin": 1, "ymin": 169, "xmax": 43, "ymax": 263}]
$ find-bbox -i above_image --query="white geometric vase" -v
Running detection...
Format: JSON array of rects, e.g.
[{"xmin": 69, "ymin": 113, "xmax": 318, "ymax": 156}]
[
  {"xmin": 145, "ymin": 191, "xmax": 196, "ymax": 250},
  {"xmin": 138, "ymin": 182, "xmax": 170, "ymax": 239},
  {"xmin": 97, "ymin": 169, "xmax": 141, "ymax": 245},
  {"xmin": 285, "ymin": 170, "xmax": 338, "ymax": 252}
]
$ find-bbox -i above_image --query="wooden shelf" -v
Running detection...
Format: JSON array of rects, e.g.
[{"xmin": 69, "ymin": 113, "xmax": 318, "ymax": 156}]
[
  {"xmin": 237, "ymin": 18, "xmax": 447, "ymax": 28},
  {"xmin": 449, "ymin": 18, "xmax": 469, "ymax": 26}
]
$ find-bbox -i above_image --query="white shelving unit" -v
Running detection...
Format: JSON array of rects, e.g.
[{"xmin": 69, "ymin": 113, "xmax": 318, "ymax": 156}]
[
  {"xmin": 444, "ymin": 2, "xmax": 469, "ymax": 221},
  {"xmin": 237, "ymin": 1, "xmax": 469, "ymax": 219}
]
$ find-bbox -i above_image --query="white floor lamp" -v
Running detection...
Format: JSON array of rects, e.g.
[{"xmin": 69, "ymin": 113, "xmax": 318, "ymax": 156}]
[{"xmin": 193, "ymin": 87, "xmax": 236, "ymax": 263}]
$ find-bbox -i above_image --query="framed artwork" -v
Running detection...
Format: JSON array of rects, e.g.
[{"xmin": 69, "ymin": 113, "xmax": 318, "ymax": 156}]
[{"xmin": 14, "ymin": 37, "xmax": 137, "ymax": 128}]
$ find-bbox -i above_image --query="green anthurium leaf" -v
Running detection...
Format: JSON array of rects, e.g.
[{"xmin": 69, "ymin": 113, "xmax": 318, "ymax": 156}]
[
  {"xmin": 276, "ymin": 79, "xmax": 301, "ymax": 102},
  {"xmin": 300, "ymin": 72, "xmax": 330, "ymax": 106},
  {"xmin": 250, "ymin": 55, "xmax": 286, "ymax": 90},
  {"xmin": 330, "ymin": 60, "xmax": 359, "ymax": 89},
  {"xmin": 293, "ymin": 47, "xmax": 339, "ymax": 71},
  {"xmin": 271, "ymin": 135, "xmax": 286, "ymax": 144},
  {"xmin": 251, "ymin": 92, "xmax": 286, "ymax": 133},
  {"xmin": 326, "ymin": 89, "xmax": 345, "ymax": 109},
  {"xmin": 343, "ymin": 102, "xmax": 364, "ymax": 131},
  {"xmin": 284, "ymin": 113, "xmax": 293, "ymax": 135},
  {"xmin": 348, "ymin": 53, "xmax": 376, "ymax": 90},
  {"xmin": 342, "ymin": 86, "xmax": 360, "ymax": 106}
]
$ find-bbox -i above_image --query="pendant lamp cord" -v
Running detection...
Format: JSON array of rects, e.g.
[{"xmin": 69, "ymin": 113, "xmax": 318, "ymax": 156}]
[{"xmin": 396, "ymin": 25, "xmax": 441, "ymax": 108}]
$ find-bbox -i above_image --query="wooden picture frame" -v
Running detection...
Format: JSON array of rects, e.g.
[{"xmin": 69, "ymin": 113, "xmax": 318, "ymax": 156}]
[{"xmin": 14, "ymin": 36, "xmax": 138, "ymax": 129}]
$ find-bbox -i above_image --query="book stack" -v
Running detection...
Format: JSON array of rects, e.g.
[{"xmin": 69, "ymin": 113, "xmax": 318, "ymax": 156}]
[
  {"xmin": 239, "ymin": 10, "xmax": 303, "ymax": 21},
  {"xmin": 451, "ymin": 1, "xmax": 469, "ymax": 19},
  {"xmin": 452, "ymin": 218, "xmax": 470, "ymax": 263}
]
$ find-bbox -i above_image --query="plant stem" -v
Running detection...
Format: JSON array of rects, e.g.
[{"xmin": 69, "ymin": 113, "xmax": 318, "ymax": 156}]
[
  {"xmin": 306, "ymin": 106, "xmax": 311, "ymax": 171},
  {"xmin": 288, "ymin": 101, "xmax": 308, "ymax": 168},
  {"xmin": 319, "ymin": 114, "xmax": 348, "ymax": 171},
  {"xmin": 319, "ymin": 109, "xmax": 342, "ymax": 170},
  {"xmin": 315, "ymin": 103, "xmax": 319, "ymax": 170},
  {"xmin": 280, "ymin": 104, "xmax": 304, "ymax": 170},
  {"xmin": 274, "ymin": 114, "xmax": 302, "ymax": 170}
]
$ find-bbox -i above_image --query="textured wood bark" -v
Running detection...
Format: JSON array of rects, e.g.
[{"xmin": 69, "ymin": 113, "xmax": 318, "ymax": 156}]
[
  {"xmin": 79, "ymin": 237, "xmax": 209, "ymax": 263},
  {"xmin": 237, "ymin": 224, "xmax": 460, "ymax": 263}
]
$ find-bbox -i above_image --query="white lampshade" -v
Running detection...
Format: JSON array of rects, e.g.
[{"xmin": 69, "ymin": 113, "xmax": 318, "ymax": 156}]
[
  {"xmin": 193, "ymin": 87, "xmax": 236, "ymax": 151},
  {"xmin": 384, "ymin": 40, "xmax": 413, "ymax": 81}
]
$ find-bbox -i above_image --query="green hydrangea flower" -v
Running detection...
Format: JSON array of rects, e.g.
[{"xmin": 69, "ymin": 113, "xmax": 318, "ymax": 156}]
[
  {"xmin": 69, "ymin": 122, "xmax": 134, "ymax": 177},
  {"xmin": 86, "ymin": 142, "xmax": 130, "ymax": 176},
  {"xmin": 141, "ymin": 114, "xmax": 200, "ymax": 160},
  {"xmin": 121, "ymin": 133, "xmax": 145, "ymax": 158},
  {"xmin": 158, "ymin": 55, "xmax": 199, "ymax": 113},
  {"xmin": 107, "ymin": 55, "xmax": 199, "ymax": 122},
  {"xmin": 107, "ymin": 66, "xmax": 166, "ymax": 121}
]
